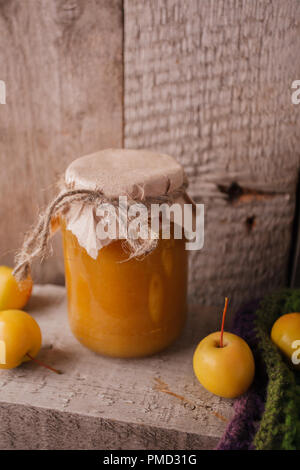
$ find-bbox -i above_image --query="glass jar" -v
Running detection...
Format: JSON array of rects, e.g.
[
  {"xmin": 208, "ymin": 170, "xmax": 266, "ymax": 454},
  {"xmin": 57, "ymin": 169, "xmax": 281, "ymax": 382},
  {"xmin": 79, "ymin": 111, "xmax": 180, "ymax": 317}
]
[
  {"xmin": 62, "ymin": 222, "xmax": 188, "ymax": 357},
  {"xmin": 59, "ymin": 149, "xmax": 191, "ymax": 358}
]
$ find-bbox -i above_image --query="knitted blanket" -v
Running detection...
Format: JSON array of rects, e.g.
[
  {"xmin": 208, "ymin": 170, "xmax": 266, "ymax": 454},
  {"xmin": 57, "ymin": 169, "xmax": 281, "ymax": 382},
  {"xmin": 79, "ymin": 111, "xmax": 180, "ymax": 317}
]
[{"xmin": 217, "ymin": 289, "xmax": 300, "ymax": 450}]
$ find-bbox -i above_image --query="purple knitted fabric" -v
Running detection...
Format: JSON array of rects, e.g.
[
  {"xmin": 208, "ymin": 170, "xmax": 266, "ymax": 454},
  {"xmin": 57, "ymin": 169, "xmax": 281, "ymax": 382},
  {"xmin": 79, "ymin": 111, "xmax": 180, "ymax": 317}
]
[{"xmin": 217, "ymin": 300, "xmax": 266, "ymax": 450}]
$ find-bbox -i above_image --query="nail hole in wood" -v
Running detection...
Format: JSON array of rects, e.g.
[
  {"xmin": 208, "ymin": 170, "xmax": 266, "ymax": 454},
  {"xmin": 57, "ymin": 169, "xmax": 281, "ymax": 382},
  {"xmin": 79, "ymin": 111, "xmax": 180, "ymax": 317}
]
[
  {"xmin": 219, "ymin": 182, "xmax": 244, "ymax": 202},
  {"xmin": 245, "ymin": 215, "xmax": 256, "ymax": 233}
]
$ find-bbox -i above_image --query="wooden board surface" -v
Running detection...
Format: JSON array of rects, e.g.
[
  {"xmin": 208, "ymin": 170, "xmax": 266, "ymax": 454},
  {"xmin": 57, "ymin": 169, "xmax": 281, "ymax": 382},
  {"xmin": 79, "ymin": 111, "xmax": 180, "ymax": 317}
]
[
  {"xmin": 0, "ymin": 285, "xmax": 234, "ymax": 450},
  {"xmin": 0, "ymin": 0, "xmax": 123, "ymax": 283}
]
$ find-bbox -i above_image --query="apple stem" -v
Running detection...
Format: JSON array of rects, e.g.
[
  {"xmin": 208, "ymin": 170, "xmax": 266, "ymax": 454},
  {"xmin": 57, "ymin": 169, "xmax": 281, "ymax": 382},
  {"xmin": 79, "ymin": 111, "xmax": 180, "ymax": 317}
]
[
  {"xmin": 26, "ymin": 353, "xmax": 62, "ymax": 375},
  {"xmin": 220, "ymin": 297, "xmax": 229, "ymax": 348}
]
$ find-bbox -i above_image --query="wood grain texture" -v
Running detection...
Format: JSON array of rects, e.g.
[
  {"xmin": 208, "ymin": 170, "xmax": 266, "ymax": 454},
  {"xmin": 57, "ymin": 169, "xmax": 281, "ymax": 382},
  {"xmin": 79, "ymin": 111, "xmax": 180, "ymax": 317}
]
[
  {"xmin": 124, "ymin": 0, "xmax": 300, "ymax": 309},
  {"xmin": 0, "ymin": 0, "xmax": 123, "ymax": 283},
  {"xmin": 0, "ymin": 285, "xmax": 234, "ymax": 450}
]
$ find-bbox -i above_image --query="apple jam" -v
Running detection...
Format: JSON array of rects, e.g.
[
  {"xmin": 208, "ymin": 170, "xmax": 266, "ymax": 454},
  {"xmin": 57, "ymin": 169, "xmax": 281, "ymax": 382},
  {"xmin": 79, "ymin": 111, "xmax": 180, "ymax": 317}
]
[
  {"xmin": 57, "ymin": 149, "xmax": 193, "ymax": 357},
  {"xmin": 61, "ymin": 222, "xmax": 188, "ymax": 358}
]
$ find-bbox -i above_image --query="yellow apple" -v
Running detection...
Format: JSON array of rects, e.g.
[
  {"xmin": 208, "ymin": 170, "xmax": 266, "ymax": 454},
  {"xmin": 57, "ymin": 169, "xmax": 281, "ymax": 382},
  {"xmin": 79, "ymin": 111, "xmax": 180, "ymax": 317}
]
[
  {"xmin": 193, "ymin": 331, "xmax": 255, "ymax": 398},
  {"xmin": 0, "ymin": 310, "xmax": 41, "ymax": 369},
  {"xmin": 0, "ymin": 266, "xmax": 33, "ymax": 310},
  {"xmin": 271, "ymin": 313, "xmax": 300, "ymax": 370}
]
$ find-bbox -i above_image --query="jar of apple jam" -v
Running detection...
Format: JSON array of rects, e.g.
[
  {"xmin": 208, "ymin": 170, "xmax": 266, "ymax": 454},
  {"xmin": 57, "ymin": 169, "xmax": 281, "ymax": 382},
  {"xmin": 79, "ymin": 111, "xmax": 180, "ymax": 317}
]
[{"xmin": 61, "ymin": 149, "xmax": 190, "ymax": 358}]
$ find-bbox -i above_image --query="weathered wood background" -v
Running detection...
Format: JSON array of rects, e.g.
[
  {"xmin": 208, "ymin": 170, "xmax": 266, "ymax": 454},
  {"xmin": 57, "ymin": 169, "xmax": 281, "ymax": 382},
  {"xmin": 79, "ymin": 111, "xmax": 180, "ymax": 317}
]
[
  {"xmin": 1, "ymin": 0, "xmax": 300, "ymax": 309},
  {"xmin": 124, "ymin": 0, "xmax": 300, "ymax": 308},
  {"xmin": 0, "ymin": 0, "xmax": 123, "ymax": 283}
]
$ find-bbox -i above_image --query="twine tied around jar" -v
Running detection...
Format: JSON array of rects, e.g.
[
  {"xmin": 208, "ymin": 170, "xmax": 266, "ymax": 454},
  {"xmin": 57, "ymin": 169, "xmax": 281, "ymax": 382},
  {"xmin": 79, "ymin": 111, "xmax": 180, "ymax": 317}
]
[{"xmin": 13, "ymin": 182, "xmax": 195, "ymax": 282}]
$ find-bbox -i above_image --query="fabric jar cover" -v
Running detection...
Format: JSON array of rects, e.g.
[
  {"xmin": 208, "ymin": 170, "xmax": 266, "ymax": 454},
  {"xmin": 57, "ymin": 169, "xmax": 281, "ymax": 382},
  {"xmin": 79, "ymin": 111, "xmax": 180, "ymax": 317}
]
[
  {"xmin": 63, "ymin": 148, "xmax": 191, "ymax": 259},
  {"xmin": 13, "ymin": 148, "xmax": 196, "ymax": 282}
]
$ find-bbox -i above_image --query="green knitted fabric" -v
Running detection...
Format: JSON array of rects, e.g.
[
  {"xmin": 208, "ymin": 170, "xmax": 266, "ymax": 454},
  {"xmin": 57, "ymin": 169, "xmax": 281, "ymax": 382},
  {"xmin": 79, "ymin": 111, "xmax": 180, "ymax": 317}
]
[{"xmin": 253, "ymin": 289, "xmax": 300, "ymax": 450}]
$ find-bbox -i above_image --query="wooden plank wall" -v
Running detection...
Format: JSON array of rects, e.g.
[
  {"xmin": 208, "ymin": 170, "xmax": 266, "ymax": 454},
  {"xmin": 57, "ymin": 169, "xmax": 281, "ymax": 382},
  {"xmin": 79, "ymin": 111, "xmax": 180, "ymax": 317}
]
[
  {"xmin": 124, "ymin": 0, "xmax": 300, "ymax": 309},
  {"xmin": 0, "ymin": 0, "xmax": 123, "ymax": 282},
  {"xmin": 1, "ymin": 0, "xmax": 300, "ymax": 310}
]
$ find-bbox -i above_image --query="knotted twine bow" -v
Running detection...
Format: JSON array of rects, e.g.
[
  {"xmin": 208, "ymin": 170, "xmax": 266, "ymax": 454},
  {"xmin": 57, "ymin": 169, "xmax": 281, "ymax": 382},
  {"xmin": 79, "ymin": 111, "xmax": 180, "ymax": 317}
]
[{"xmin": 13, "ymin": 183, "xmax": 194, "ymax": 282}]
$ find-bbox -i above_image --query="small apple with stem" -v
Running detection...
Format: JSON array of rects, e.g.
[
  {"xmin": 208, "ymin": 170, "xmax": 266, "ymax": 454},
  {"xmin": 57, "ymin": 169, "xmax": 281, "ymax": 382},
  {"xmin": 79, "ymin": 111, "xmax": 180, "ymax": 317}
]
[
  {"xmin": 193, "ymin": 298, "xmax": 255, "ymax": 398},
  {"xmin": 0, "ymin": 309, "xmax": 61, "ymax": 374}
]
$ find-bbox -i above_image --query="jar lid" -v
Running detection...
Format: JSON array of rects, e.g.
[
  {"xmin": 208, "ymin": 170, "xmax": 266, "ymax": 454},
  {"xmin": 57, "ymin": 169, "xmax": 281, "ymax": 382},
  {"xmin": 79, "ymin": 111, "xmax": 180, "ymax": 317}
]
[
  {"xmin": 65, "ymin": 148, "xmax": 186, "ymax": 199},
  {"xmin": 13, "ymin": 149, "xmax": 194, "ymax": 280}
]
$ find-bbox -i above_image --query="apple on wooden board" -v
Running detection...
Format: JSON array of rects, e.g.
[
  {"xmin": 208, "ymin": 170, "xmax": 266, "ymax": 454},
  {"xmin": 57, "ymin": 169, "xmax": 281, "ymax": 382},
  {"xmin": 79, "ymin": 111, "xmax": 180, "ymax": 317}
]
[
  {"xmin": 0, "ymin": 309, "xmax": 61, "ymax": 374},
  {"xmin": 0, "ymin": 309, "xmax": 41, "ymax": 369},
  {"xmin": 193, "ymin": 298, "xmax": 255, "ymax": 399},
  {"xmin": 0, "ymin": 266, "xmax": 32, "ymax": 311}
]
